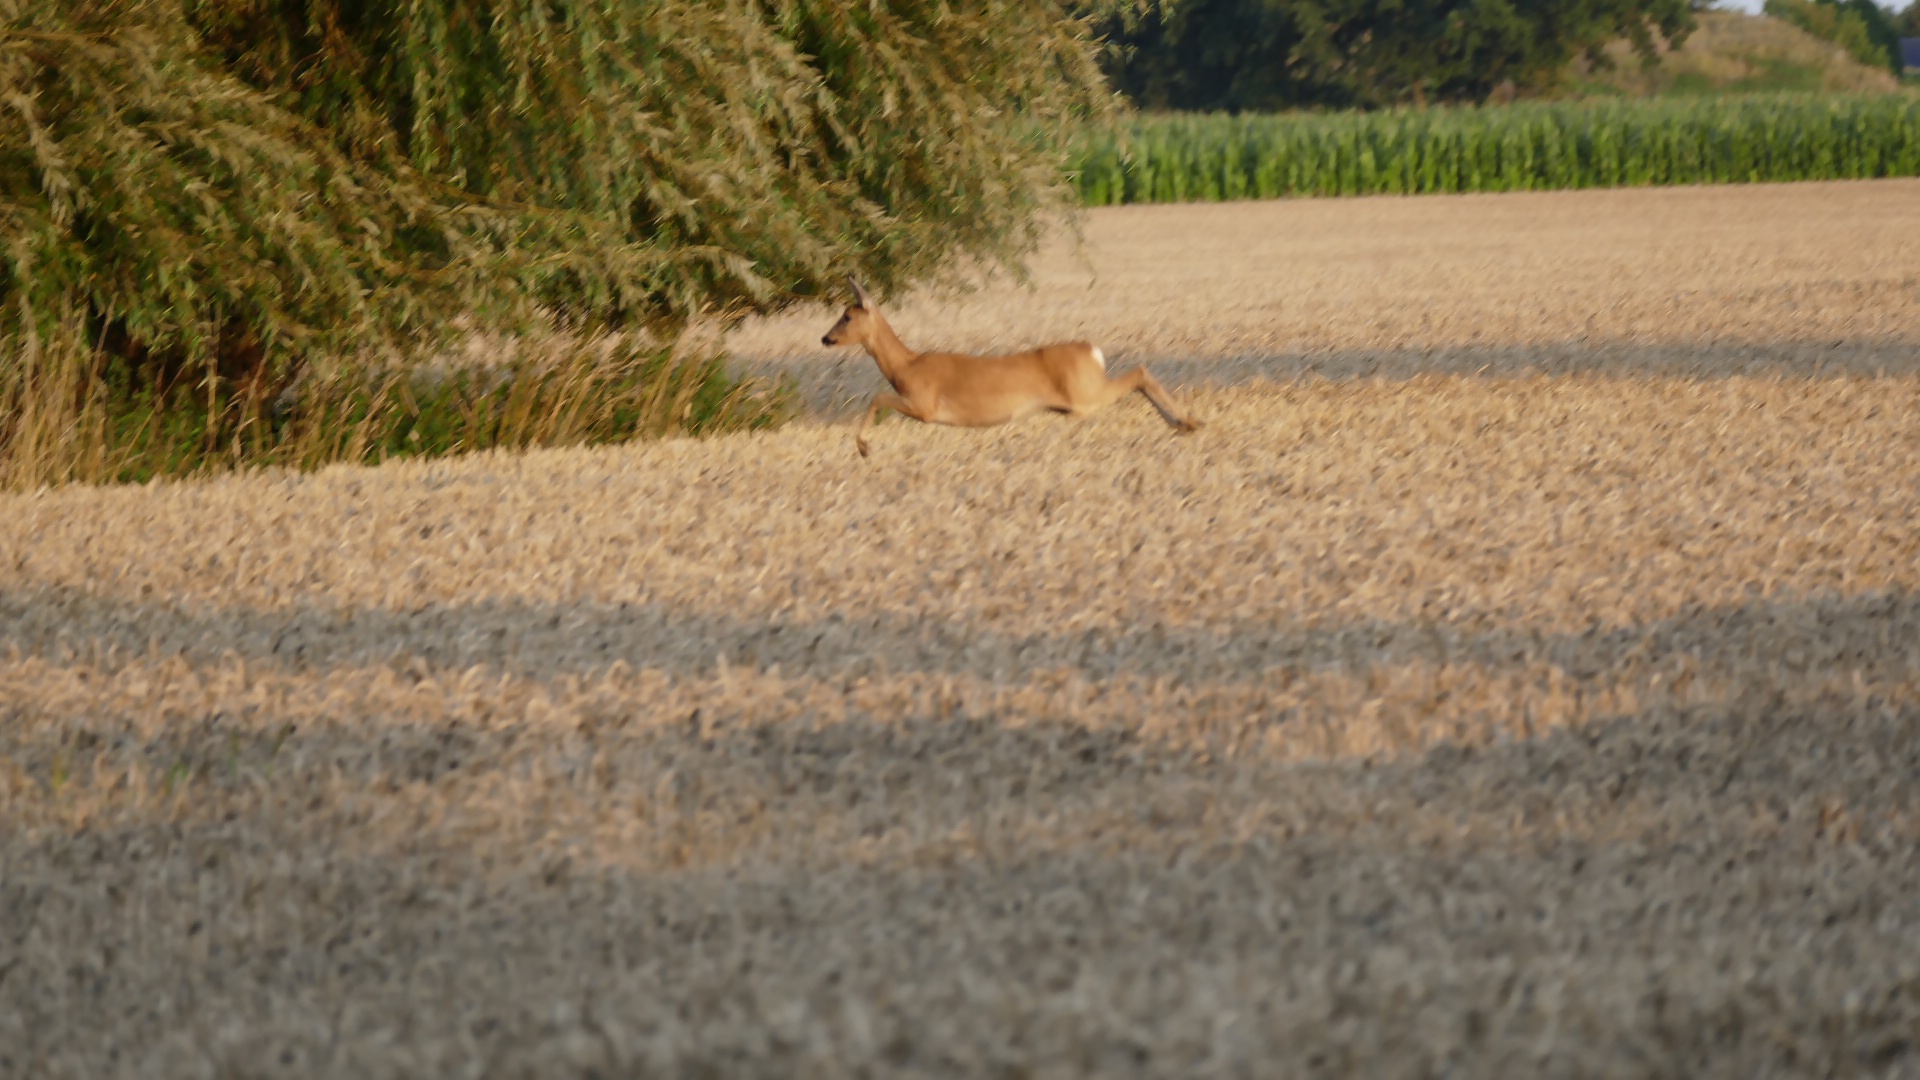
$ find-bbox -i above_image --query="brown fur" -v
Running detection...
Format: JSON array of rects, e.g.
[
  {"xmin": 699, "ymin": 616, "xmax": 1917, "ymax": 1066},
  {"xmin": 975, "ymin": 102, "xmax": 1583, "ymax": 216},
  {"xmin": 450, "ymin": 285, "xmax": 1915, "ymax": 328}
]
[{"xmin": 821, "ymin": 279, "xmax": 1199, "ymax": 457}]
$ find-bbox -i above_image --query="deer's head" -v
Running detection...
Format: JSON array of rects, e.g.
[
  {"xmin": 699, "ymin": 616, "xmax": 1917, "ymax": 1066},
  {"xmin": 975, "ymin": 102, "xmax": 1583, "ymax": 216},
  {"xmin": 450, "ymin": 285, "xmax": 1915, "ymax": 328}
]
[{"xmin": 821, "ymin": 278, "xmax": 878, "ymax": 347}]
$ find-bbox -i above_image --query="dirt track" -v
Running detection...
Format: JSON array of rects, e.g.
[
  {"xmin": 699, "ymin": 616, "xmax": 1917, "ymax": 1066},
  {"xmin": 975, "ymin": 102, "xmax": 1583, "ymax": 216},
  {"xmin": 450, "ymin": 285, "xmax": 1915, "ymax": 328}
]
[{"xmin": 5, "ymin": 181, "xmax": 1920, "ymax": 1077}]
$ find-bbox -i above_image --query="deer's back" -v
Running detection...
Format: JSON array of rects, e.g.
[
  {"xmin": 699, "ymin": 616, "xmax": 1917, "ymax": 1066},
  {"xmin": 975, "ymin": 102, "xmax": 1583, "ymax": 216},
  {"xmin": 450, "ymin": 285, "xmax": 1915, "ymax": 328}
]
[
  {"xmin": 911, "ymin": 341, "xmax": 1101, "ymax": 383},
  {"xmin": 900, "ymin": 342, "xmax": 1103, "ymax": 424}
]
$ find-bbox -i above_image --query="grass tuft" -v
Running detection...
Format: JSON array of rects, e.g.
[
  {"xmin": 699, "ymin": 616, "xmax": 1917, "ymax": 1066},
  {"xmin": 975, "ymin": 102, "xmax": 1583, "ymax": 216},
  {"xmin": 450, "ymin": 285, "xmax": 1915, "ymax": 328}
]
[{"xmin": 0, "ymin": 326, "xmax": 790, "ymax": 490}]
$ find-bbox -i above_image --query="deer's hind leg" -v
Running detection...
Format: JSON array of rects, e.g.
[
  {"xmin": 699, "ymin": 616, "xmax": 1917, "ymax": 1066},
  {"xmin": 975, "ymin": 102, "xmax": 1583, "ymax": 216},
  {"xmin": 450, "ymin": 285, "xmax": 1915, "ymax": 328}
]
[{"xmin": 1074, "ymin": 366, "xmax": 1200, "ymax": 433}]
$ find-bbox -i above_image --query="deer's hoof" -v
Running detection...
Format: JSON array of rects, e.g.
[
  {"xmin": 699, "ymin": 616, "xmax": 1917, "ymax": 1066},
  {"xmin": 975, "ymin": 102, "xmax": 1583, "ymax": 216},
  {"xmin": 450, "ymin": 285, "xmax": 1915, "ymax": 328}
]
[
  {"xmin": 856, "ymin": 439, "xmax": 872, "ymax": 459},
  {"xmin": 1175, "ymin": 419, "xmax": 1202, "ymax": 434}
]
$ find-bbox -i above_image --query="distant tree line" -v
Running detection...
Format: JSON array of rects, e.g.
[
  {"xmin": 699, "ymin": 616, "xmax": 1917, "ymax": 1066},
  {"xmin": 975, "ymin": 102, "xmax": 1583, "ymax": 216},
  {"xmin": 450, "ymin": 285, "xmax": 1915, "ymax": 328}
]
[
  {"xmin": 1093, "ymin": 0, "xmax": 1708, "ymax": 111},
  {"xmin": 1095, "ymin": 0, "xmax": 1920, "ymax": 111}
]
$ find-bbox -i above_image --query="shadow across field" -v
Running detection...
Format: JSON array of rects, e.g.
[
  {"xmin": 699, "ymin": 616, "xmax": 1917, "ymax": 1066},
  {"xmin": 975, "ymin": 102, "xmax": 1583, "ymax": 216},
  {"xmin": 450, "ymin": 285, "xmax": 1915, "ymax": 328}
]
[
  {"xmin": 3, "ymin": 665, "xmax": 1917, "ymax": 1076},
  {"xmin": 1143, "ymin": 335, "xmax": 1920, "ymax": 383},
  {"xmin": 755, "ymin": 335, "xmax": 1920, "ymax": 418},
  {"xmin": 3, "ymin": 582, "xmax": 1914, "ymax": 690},
  {"xmin": 7, "ymin": 550, "xmax": 1919, "ymax": 1075}
]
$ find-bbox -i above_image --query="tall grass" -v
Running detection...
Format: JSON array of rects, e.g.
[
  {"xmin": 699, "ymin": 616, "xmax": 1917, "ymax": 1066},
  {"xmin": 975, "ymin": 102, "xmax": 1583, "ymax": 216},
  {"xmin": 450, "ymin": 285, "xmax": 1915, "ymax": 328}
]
[
  {"xmin": 1074, "ymin": 93, "xmax": 1920, "ymax": 204},
  {"xmin": 0, "ymin": 327, "xmax": 790, "ymax": 491}
]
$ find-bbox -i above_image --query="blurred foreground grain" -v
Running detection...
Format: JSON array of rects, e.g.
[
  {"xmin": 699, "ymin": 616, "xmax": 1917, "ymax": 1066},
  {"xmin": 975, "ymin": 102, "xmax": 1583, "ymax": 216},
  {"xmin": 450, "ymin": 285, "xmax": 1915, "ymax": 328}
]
[{"xmin": 4, "ymin": 181, "xmax": 1920, "ymax": 1077}]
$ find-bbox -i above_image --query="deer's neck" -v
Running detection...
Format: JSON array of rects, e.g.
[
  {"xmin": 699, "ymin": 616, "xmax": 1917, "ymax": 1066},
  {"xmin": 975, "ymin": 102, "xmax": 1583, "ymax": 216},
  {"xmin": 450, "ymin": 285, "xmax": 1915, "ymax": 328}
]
[{"xmin": 862, "ymin": 315, "xmax": 918, "ymax": 388}]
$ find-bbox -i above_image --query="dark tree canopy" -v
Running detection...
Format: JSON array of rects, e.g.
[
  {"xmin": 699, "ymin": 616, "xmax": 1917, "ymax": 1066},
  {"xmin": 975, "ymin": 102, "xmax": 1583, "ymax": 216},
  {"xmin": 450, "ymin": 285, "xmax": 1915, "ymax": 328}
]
[
  {"xmin": 1898, "ymin": 1, "xmax": 1920, "ymax": 36},
  {"xmin": 3, "ymin": 0, "xmax": 1111, "ymax": 388},
  {"xmin": 1097, "ymin": 0, "xmax": 1698, "ymax": 111}
]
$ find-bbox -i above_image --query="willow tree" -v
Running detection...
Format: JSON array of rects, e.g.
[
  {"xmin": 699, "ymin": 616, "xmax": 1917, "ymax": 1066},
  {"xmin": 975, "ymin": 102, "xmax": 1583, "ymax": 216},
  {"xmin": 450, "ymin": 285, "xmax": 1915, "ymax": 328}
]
[{"xmin": 1, "ymin": 0, "xmax": 1111, "ymax": 476}]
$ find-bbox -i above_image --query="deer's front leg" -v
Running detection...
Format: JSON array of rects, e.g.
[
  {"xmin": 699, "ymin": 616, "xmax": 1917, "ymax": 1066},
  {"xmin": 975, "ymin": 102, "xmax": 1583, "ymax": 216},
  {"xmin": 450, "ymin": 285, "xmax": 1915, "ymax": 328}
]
[{"xmin": 856, "ymin": 392, "xmax": 928, "ymax": 458}]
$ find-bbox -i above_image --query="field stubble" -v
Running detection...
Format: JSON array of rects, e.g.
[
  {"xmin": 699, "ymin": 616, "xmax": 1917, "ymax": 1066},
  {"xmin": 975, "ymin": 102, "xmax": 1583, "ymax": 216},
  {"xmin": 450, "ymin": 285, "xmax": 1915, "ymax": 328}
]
[{"xmin": 5, "ymin": 181, "xmax": 1920, "ymax": 1076}]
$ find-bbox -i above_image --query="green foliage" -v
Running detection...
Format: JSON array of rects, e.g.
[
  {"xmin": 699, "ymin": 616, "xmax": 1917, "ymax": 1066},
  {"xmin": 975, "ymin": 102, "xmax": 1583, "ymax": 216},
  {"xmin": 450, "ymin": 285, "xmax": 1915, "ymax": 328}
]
[
  {"xmin": 1095, "ymin": 0, "xmax": 1697, "ymax": 111},
  {"xmin": 180, "ymin": 0, "xmax": 1112, "ymax": 324},
  {"xmin": 1848, "ymin": 0, "xmax": 1906, "ymax": 70},
  {"xmin": 1072, "ymin": 93, "xmax": 1920, "ymax": 203},
  {"xmin": 2, "ymin": 0, "xmax": 1107, "ymax": 487},
  {"xmin": 1763, "ymin": 0, "xmax": 1901, "ymax": 73},
  {"xmin": 1, "ymin": 0, "xmax": 441, "ymax": 385}
]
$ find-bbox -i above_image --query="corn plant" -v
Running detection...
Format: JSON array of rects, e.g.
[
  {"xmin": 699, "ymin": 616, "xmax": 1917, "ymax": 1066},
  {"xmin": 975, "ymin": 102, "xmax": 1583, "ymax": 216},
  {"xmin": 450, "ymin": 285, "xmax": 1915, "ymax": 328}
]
[{"xmin": 1074, "ymin": 93, "xmax": 1920, "ymax": 204}]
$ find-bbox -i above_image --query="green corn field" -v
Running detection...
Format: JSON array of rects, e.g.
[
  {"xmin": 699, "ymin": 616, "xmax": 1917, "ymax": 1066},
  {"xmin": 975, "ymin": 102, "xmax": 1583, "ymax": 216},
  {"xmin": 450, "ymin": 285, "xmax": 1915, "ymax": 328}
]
[{"xmin": 1072, "ymin": 93, "xmax": 1920, "ymax": 204}]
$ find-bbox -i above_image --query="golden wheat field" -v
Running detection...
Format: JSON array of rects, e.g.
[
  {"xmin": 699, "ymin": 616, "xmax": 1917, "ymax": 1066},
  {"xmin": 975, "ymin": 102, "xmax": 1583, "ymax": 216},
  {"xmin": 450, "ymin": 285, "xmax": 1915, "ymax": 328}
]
[{"xmin": 5, "ymin": 180, "xmax": 1920, "ymax": 1077}]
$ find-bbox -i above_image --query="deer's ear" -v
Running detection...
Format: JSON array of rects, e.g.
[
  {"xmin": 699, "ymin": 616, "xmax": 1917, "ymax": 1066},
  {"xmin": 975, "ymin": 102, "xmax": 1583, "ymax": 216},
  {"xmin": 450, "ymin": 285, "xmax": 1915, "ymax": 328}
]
[{"xmin": 848, "ymin": 276, "xmax": 873, "ymax": 310}]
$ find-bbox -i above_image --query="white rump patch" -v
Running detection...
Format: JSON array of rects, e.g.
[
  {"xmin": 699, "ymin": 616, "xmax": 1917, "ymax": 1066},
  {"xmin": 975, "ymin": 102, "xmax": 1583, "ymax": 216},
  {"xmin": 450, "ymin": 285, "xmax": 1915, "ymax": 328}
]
[{"xmin": 1091, "ymin": 346, "xmax": 1106, "ymax": 371}]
